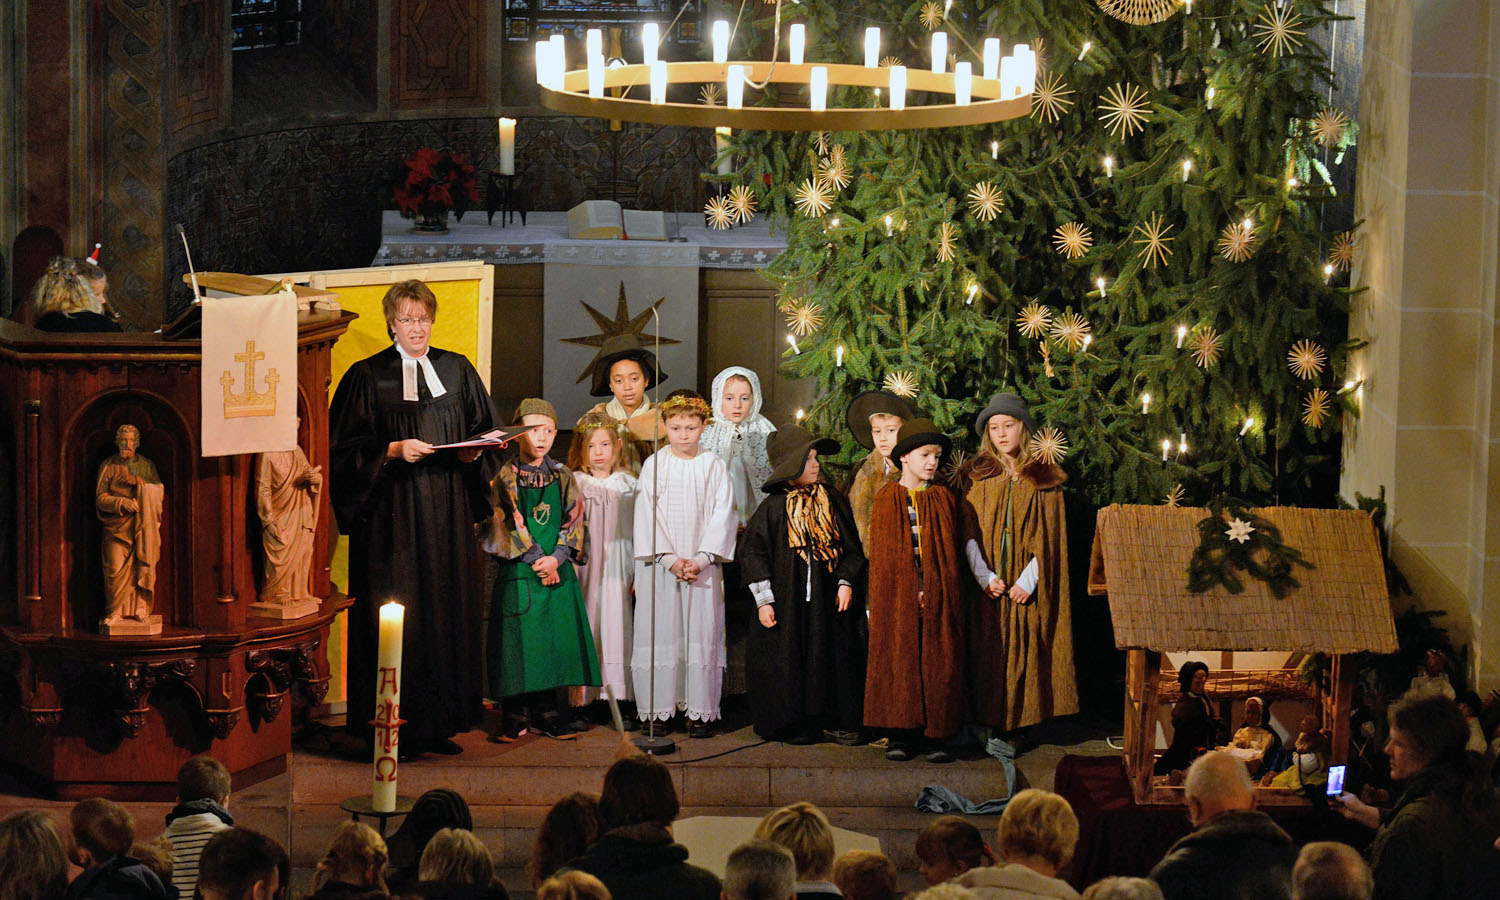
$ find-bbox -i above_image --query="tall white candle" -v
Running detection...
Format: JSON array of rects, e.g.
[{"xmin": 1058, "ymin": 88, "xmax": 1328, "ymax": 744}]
[
  {"xmin": 588, "ymin": 53, "xmax": 605, "ymax": 98},
  {"xmin": 534, "ymin": 41, "xmax": 552, "ymax": 87},
  {"xmin": 810, "ymin": 66, "xmax": 828, "ymax": 111},
  {"xmin": 549, "ymin": 34, "xmax": 566, "ymax": 84},
  {"xmin": 642, "ymin": 22, "xmax": 659, "ymax": 66},
  {"xmin": 865, "ymin": 27, "xmax": 880, "ymax": 68},
  {"xmin": 931, "ymin": 32, "xmax": 947, "ymax": 74},
  {"xmin": 1000, "ymin": 55, "xmax": 1021, "ymax": 98},
  {"xmin": 983, "ymin": 38, "xmax": 1000, "ymax": 81},
  {"xmin": 715, "ymin": 126, "xmax": 733, "ymax": 175},
  {"xmin": 586, "ymin": 28, "xmax": 602, "ymax": 59},
  {"xmin": 1014, "ymin": 43, "xmax": 1036, "ymax": 94},
  {"xmin": 789, "ymin": 24, "xmax": 805, "ymax": 65},
  {"xmin": 954, "ymin": 61, "xmax": 972, "ymax": 106},
  {"xmin": 372, "ymin": 601, "xmax": 405, "ymax": 813},
  {"xmin": 712, "ymin": 20, "xmax": 730, "ymax": 64},
  {"xmin": 498, "ymin": 118, "xmax": 516, "ymax": 174},
  {"xmin": 889, "ymin": 65, "xmax": 906, "ymax": 110},
  {"xmin": 727, "ymin": 64, "xmax": 745, "ymax": 109},
  {"xmin": 649, "ymin": 60, "xmax": 667, "ymax": 104}
]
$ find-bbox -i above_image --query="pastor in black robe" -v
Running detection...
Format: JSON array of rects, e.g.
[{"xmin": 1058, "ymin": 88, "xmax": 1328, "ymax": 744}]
[
  {"xmin": 738, "ymin": 485, "xmax": 867, "ymax": 739},
  {"xmin": 329, "ymin": 345, "xmax": 495, "ymax": 745}
]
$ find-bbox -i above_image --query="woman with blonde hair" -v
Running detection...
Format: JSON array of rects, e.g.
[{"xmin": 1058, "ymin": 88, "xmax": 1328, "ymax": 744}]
[
  {"xmin": 536, "ymin": 871, "xmax": 612, "ymax": 900},
  {"xmin": 31, "ymin": 256, "xmax": 121, "ymax": 333},
  {"xmin": 308, "ymin": 821, "xmax": 389, "ymax": 899},
  {"xmin": 409, "ymin": 828, "xmax": 508, "ymax": 899},
  {"xmin": 753, "ymin": 802, "xmax": 839, "ymax": 897},
  {"xmin": 956, "ymin": 789, "xmax": 1081, "ymax": 900},
  {"xmin": 0, "ymin": 810, "xmax": 69, "ymax": 900}
]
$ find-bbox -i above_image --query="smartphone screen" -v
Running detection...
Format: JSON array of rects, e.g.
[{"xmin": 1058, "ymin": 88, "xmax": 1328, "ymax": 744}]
[{"xmin": 1326, "ymin": 764, "xmax": 1346, "ymax": 796}]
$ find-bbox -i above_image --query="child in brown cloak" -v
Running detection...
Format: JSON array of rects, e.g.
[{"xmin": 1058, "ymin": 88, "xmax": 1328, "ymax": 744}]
[
  {"xmin": 864, "ymin": 419, "xmax": 972, "ymax": 763},
  {"xmin": 844, "ymin": 391, "xmax": 918, "ymax": 549}
]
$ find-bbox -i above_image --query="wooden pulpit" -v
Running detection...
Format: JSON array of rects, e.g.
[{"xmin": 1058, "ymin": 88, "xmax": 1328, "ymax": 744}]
[{"xmin": 0, "ymin": 309, "xmax": 356, "ymax": 798}]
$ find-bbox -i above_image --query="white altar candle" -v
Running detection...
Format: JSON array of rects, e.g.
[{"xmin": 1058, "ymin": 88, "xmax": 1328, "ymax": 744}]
[
  {"xmin": 372, "ymin": 600, "xmax": 404, "ymax": 813},
  {"xmin": 650, "ymin": 60, "xmax": 667, "ymax": 104},
  {"xmin": 586, "ymin": 28, "xmax": 602, "ymax": 60},
  {"xmin": 727, "ymin": 64, "xmax": 745, "ymax": 109},
  {"xmin": 889, "ymin": 65, "xmax": 906, "ymax": 110},
  {"xmin": 534, "ymin": 41, "xmax": 552, "ymax": 87},
  {"xmin": 715, "ymin": 126, "xmax": 733, "ymax": 175},
  {"xmin": 810, "ymin": 66, "xmax": 828, "ymax": 111},
  {"xmin": 713, "ymin": 20, "xmax": 730, "ymax": 64},
  {"xmin": 549, "ymin": 34, "xmax": 566, "ymax": 84},
  {"xmin": 498, "ymin": 118, "xmax": 516, "ymax": 174},
  {"xmin": 931, "ymin": 32, "xmax": 947, "ymax": 74},
  {"xmin": 588, "ymin": 53, "xmax": 605, "ymax": 99},
  {"xmin": 642, "ymin": 22, "xmax": 659, "ymax": 66},
  {"xmin": 1014, "ymin": 43, "xmax": 1036, "ymax": 94},
  {"xmin": 865, "ymin": 27, "xmax": 880, "ymax": 68},
  {"xmin": 954, "ymin": 62, "xmax": 972, "ymax": 106},
  {"xmin": 983, "ymin": 38, "xmax": 1000, "ymax": 81},
  {"xmin": 789, "ymin": 24, "xmax": 805, "ymax": 65},
  {"xmin": 1000, "ymin": 55, "xmax": 1021, "ymax": 99}
]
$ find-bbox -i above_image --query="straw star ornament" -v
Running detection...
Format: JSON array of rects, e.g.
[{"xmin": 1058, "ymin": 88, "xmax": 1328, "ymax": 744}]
[
  {"xmin": 1017, "ymin": 302, "xmax": 1052, "ymax": 339},
  {"xmin": 1217, "ymin": 221, "xmax": 1257, "ymax": 262},
  {"xmin": 920, "ymin": 1, "xmax": 944, "ymax": 29},
  {"xmin": 935, "ymin": 221, "xmax": 960, "ymax": 262},
  {"xmin": 1053, "ymin": 222, "xmax": 1093, "ymax": 259},
  {"xmin": 794, "ymin": 178, "xmax": 835, "ymax": 217},
  {"xmin": 1135, "ymin": 213, "xmax": 1175, "ymax": 269},
  {"xmin": 1287, "ymin": 340, "xmax": 1326, "ymax": 380},
  {"xmin": 967, "ymin": 183, "xmax": 1004, "ymax": 221},
  {"xmin": 1052, "ymin": 311, "xmax": 1092, "ymax": 352},
  {"xmin": 1254, "ymin": 3, "xmax": 1305, "ymax": 58},
  {"xmin": 880, "ymin": 56, "xmax": 903, "ymax": 69},
  {"xmin": 785, "ymin": 300, "xmax": 825, "ymax": 337},
  {"xmin": 1330, "ymin": 232, "xmax": 1357, "ymax": 272},
  {"xmin": 700, "ymin": 84, "xmax": 722, "ymax": 106},
  {"xmin": 1190, "ymin": 328, "xmax": 1223, "ymax": 368},
  {"xmin": 883, "ymin": 370, "xmax": 920, "ymax": 399},
  {"xmin": 727, "ymin": 185, "xmax": 757, "ymax": 224},
  {"xmin": 1099, "ymin": 83, "xmax": 1151, "ymax": 139},
  {"xmin": 1097, "ymin": 0, "xmax": 1187, "ymax": 26},
  {"xmin": 1029, "ymin": 427, "xmax": 1069, "ymax": 466},
  {"xmin": 1030, "ymin": 71, "xmax": 1075, "ymax": 124},
  {"xmin": 1165, "ymin": 484, "xmax": 1186, "ymax": 507},
  {"xmin": 1303, "ymin": 388, "xmax": 1333, "ymax": 428},
  {"xmin": 1312, "ymin": 108, "xmax": 1350, "ymax": 147},
  {"xmin": 814, "ymin": 131, "xmax": 829, "ymax": 157},
  {"xmin": 818, "ymin": 155, "xmax": 851, "ymax": 191},
  {"xmin": 704, "ymin": 194, "xmax": 734, "ymax": 230}
]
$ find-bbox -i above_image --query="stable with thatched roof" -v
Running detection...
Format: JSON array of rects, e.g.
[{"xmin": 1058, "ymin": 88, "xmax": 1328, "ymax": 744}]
[{"xmin": 1089, "ymin": 504, "xmax": 1398, "ymax": 804}]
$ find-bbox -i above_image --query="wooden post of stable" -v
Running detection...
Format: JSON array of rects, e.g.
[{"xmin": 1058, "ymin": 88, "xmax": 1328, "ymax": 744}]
[
  {"xmin": 1327, "ymin": 653, "xmax": 1354, "ymax": 766},
  {"xmin": 1123, "ymin": 649, "xmax": 1162, "ymax": 803}
]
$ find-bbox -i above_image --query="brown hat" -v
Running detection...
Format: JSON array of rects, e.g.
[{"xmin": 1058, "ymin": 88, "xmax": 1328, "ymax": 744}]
[
  {"xmin": 587, "ymin": 334, "xmax": 666, "ymax": 397},
  {"xmin": 513, "ymin": 397, "xmax": 558, "ymax": 424},
  {"xmin": 890, "ymin": 418, "xmax": 951, "ymax": 468},
  {"xmin": 761, "ymin": 424, "xmax": 840, "ymax": 492},
  {"xmin": 846, "ymin": 391, "xmax": 918, "ymax": 449}
]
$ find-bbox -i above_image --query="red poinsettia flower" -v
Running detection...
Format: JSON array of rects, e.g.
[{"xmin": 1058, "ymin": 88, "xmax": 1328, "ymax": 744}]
[{"xmin": 393, "ymin": 146, "xmax": 480, "ymax": 221}]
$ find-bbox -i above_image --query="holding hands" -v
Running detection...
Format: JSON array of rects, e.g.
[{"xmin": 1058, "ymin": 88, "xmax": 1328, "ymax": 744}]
[
  {"xmin": 532, "ymin": 555, "xmax": 561, "ymax": 586},
  {"xmin": 984, "ymin": 577, "xmax": 1006, "ymax": 599}
]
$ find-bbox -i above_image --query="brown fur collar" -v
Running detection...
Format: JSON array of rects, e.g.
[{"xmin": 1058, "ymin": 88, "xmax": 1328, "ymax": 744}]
[{"xmin": 964, "ymin": 453, "xmax": 1066, "ymax": 490}]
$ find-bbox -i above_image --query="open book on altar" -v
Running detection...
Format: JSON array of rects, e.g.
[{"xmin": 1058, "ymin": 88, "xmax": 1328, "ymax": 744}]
[
  {"xmin": 567, "ymin": 200, "xmax": 668, "ymax": 241},
  {"xmin": 431, "ymin": 423, "xmax": 538, "ymax": 450}
]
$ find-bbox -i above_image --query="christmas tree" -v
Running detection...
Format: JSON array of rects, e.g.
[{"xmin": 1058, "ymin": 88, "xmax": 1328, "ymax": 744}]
[{"xmin": 724, "ymin": 0, "xmax": 1357, "ymax": 508}]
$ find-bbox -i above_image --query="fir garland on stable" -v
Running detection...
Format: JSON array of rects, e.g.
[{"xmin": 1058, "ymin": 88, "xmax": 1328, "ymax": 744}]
[
  {"xmin": 722, "ymin": 0, "xmax": 1358, "ymax": 507},
  {"xmin": 1185, "ymin": 497, "xmax": 1314, "ymax": 599}
]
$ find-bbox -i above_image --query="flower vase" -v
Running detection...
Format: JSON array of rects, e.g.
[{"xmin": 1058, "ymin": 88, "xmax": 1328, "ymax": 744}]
[{"xmin": 412, "ymin": 208, "xmax": 450, "ymax": 234}]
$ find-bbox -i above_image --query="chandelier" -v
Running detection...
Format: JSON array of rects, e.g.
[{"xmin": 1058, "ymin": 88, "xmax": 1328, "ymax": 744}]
[{"xmin": 534, "ymin": 17, "xmax": 1037, "ymax": 132}]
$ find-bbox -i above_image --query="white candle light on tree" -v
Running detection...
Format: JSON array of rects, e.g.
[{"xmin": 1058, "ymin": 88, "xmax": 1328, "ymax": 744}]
[
  {"xmin": 1103, "ymin": 155, "xmax": 1114, "ymax": 177},
  {"xmin": 931, "ymin": 32, "xmax": 947, "ymax": 74},
  {"xmin": 1176, "ymin": 324, "xmax": 1187, "ymax": 348},
  {"xmin": 865, "ymin": 27, "xmax": 880, "ymax": 68},
  {"xmin": 810, "ymin": 66, "xmax": 828, "ymax": 111},
  {"xmin": 713, "ymin": 20, "xmax": 729, "ymax": 64},
  {"xmin": 1141, "ymin": 392, "xmax": 1151, "ymax": 414},
  {"xmin": 498, "ymin": 118, "xmax": 516, "ymax": 174},
  {"xmin": 789, "ymin": 24, "xmax": 805, "ymax": 65},
  {"xmin": 372, "ymin": 600, "xmax": 405, "ymax": 813},
  {"xmin": 714, "ymin": 126, "xmax": 733, "ymax": 175},
  {"xmin": 642, "ymin": 22, "xmax": 659, "ymax": 66}
]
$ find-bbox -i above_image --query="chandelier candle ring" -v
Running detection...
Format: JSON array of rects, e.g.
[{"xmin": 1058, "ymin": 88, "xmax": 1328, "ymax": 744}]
[{"xmin": 538, "ymin": 59, "xmax": 1034, "ymax": 131}]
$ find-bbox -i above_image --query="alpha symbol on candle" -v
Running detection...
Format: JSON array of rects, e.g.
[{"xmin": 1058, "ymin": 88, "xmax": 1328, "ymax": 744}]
[
  {"xmin": 378, "ymin": 666, "xmax": 399, "ymax": 694},
  {"xmin": 374, "ymin": 756, "xmax": 398, "ymax": 783}
]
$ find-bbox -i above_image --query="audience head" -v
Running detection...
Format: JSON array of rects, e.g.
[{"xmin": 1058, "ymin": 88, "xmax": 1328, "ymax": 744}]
[
  {"xmin": 995, "ymin": 789, "xmax": 1078, "ymax": 878},
  {"xmin": 909, "ymin": 884, "xmax": 981, "ymax": 900},
  {"xmin": 754, "ymin": 801, "xmax": 836, "ymax": 881},
  {"xmin": 1081, "ymin": 877, "xmax": 1165, "ymax": 900},
  {"xmin": 417, "ymin": 827, "xmax": 494, "ymax": 886},
  {"xmin": 197, "ymin": 827, "xmax": 287, "ymax": 900},
  {"xmin": 1183, "ymin": 750, "xmax": 1256, "ymax": 825},
  {"xmin": 529, "ymin": 792, "xmax": 601, "ymax": 887},
  {"xmin": 76, "ymin": 256, "xmax": 108, "ymax": 305},
  {"xmin": 388, "ymin": 788, "xmax": 473, "ymax": 881},
  {"xmin": 832, "ymin": 850, "xmax": 898, "ymax": 900},
  {"xmin": 0, "ymin": 810, "xmax": 69, "ymax": 900},
  {"xmin": 536, "ymin": 870, "xmax": 613, "ymax": 900},
  {"xmin": 1385, "ymin": 693, "xmax": 1469, "ymax": 781},
  {"xmin": 599, "ymin": 754, "xmax": 679, "ymax": 830},
  {"xmin": 314, "ymin": 821, "xmax": 389, "ymax": 893},
  {"xmin": 131, "ymin": 840, "xmax": 174, "ymax": 884},
  {"xmin": 32, "ymin": 257, "xmax": 102, "ymax": 317},
  {"xmin": 68, "ymin": 797, "xmax": 134, "ymax": 867},
  {"xmin": 914, "ymin": 815, "xmax": 995, "ymax": 885},
  {"xmin": 1292, "ymin": 842, "xmax": 1373, "ymax": 900},
  {"xmin": 724, "ymin": 839, "xmax": 797, "ymax": 900},
  {"xmin": 177, "ymin": 754, "xmax": 232, "ymax": 804}
]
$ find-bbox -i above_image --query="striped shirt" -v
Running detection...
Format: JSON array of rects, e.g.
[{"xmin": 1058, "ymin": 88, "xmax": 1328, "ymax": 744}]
[{"xmin": 162, "ymin": 811, "xmax": 232, "ymax": 896}]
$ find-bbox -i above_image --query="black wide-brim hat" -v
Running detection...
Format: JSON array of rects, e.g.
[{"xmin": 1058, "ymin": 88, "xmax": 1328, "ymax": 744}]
[
  {"xmin": 890, "ymin": 418, "xmax": 952, "ymax": 468},
  {"xmin": 761, "ymin": 423, "xmax": 840, "ymax": 492},
  {"xmin": 845, "ymin": 390, "xmax": 919, "ymax": 449},
  {"xmin": 973, "ymin": 391, "xmax": 1036, "ymax": 437},
  {"xmin": 588, "ymin": 334, "xmax": 666, "ymax": 397}
]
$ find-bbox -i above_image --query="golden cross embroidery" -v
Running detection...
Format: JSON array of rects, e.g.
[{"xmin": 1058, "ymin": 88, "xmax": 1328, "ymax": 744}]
[{"xmin": 221, "ymin": 339, "xmax": 280, "ymax": 418}]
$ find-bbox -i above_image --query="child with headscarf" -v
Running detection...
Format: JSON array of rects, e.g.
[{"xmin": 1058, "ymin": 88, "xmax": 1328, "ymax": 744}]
[{"xmin": 700, "ymin": 366, "xmax": 777, "ymax": 528}]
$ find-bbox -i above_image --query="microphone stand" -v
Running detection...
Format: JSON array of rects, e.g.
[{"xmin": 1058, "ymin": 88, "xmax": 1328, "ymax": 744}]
[{"xmin": 634, "ymin": 303, "xmax": 676, "ymax": 756}]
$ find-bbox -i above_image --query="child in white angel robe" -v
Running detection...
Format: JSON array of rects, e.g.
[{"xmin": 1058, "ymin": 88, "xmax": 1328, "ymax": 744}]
[
  {"xmin": 631, "ymin": 438, "xmax": 738, "ymax": 726},
  {"xmin": 572, "ymin": 422, "xmax": 640, "ymax": 705}
]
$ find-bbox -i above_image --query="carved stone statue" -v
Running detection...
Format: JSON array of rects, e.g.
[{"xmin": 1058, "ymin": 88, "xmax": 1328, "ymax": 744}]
[
  {"xmin": 95, "ymin": 424, "xmax": 164, "ymax": 634},
  {"xmin": 252, "ymin": 440, "xmax": 322, "ymax": 619}
]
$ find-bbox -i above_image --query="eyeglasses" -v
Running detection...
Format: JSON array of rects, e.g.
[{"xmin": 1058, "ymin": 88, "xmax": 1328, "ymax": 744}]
[{"xmin": 394, "ymin": 316, "xmax": 434, "ymax": 327}]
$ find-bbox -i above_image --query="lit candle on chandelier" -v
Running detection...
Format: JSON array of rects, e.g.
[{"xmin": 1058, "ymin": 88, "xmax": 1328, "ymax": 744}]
[
  {"xmin": 649, "ymin": 60, "xmax": 667, "ymax": 105},
  {"xmin": 1000, "ymin": 55, "xmax": 1021, "ymax": 99},
  {"xmin": 534, "ymin": 41, "xmax": 552, "ymax": 87},
  {"xmin": 727, "ymin": 65, "xmax": 745, "ymax": 109},
  {"xmin": 983, "ymin": 38, "xmax": 1000, "ymax": 80},
  {"xmin": 549, "ymin": 34, "xmax": 566, "ymax": 85},
  {"xmin": 642, "ymin": 22, "xmax": 660, "ymax": 66},
  {"xmin": 586, "ymin": 28, "xmax": 603, "ymax": 59},
  {"xmin": 810, "ymin": 66, "xmax": 828, "ymax": 111},
  {"xmin": 588, "ymin": 53, "xmax": 605, "ymax": 99},
  {"xmin": 931, "ymin": 32, "xmax": 947, "ymax": 74},
  {"xmin": 789, "ymin": 23, "xmax": 805, "ymax": 65},
  {"xmin": 712, "ymin": 20, "xmax": 730, "ymax": 64},
  {"xmin": 1013, "ymin": 43, "xmax": 1036, "ymax": 95},
  {"xmin": 865, "ymin": 27, "xmax": 881, "ymax": 68},
  {"xmin": 498, "ymin": 118, "xmax": 516, "ymax": 175},
  {"xmin": 954, "ymin": 62, "xmax": 972, "ymax": 106},
  {"xmin": 372, "ymin": 601, "xmax": 405, "ymax": 813},
  {"xmin": 889, "ymin": 65, "xmax": 907, "ymax": 110}
]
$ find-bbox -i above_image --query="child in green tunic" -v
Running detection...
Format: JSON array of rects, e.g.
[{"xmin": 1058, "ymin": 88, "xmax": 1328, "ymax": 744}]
[{"xmin": 482, "ymin": 398, "xmax": 602, "ymax": 740}]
